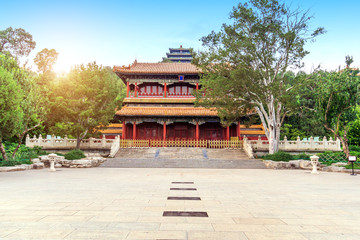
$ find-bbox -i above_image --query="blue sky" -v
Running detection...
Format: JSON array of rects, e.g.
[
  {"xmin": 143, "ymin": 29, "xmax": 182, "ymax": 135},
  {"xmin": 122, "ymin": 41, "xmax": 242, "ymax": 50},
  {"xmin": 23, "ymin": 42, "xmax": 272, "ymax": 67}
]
[{"xmin": 1, "ymin": 0, "xmax": 359, "ymax": 73}]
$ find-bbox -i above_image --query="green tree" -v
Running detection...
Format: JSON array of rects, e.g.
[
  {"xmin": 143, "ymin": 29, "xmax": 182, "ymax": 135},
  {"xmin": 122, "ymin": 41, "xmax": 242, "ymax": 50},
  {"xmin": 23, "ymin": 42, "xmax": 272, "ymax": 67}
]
[
  {"xmin": 34, "ymin": 48, "xmax": 58, "ymax": 73},
  {"xmin": 310, "ymin": 70, "xmax": 360, "ymax": 157},
  {"xmin": 0, "ymin": 55, "xmax": 24, "ymax": 160},
  {"xmin": 0, "ymin": 27, "xmax": 36, "ymax": 58},
  {"xmin": 0, "ymin": 54, "xmax": 46, "ymax": 158},
  {"xmin": 194, "ymin": 0, "xmax": 324, "ymax": 153},
  {"xmin": 48, "ymin": 63, "xmax": 124, "ymax": 149},
  {"xmin": 34, "ymin": 48, "xmax": 58, "ymax": 86},
  {"xmin": 345, "ymin": 55, "xmax": 353, "ymax": 68}
]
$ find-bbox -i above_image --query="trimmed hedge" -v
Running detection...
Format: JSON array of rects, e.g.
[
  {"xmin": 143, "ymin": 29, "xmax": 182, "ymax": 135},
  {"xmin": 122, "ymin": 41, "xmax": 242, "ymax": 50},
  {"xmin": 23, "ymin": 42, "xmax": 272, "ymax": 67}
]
[
  {"xmin": 64, "ymin": 149, "xmax": 86, "ymax": 160},
  {"xmin": 263, "ymin": 151, "xmax": 311, "ymax": 162}
]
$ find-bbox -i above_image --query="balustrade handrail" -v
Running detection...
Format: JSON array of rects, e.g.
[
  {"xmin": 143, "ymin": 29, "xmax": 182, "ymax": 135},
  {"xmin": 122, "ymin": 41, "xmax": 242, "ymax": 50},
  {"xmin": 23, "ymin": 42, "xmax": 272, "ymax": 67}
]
[{"xmin": 248, "ymin": 136, "xmax": 341, "ymax": 151}]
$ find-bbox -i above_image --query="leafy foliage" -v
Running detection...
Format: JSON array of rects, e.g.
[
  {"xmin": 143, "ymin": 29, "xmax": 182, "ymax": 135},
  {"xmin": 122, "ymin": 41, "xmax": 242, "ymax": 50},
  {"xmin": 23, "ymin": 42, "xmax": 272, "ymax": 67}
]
[
  {"xmin": 349, "ymin": 145, "xmax": 360, "ymax": 152},
  {"xmin": 64, "ymin": 149, "xmax": 86, "ymax": 160},
  {"xmin": 348, "ymin": 119, "xmax": 360, "ymax": 145}
]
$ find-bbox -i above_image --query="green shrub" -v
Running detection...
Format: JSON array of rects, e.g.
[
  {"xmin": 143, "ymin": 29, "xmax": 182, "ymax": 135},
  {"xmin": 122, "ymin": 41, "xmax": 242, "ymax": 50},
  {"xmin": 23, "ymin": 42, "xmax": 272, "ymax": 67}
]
[
  {"xmin": 263, "ymin": 151, "xmax": 294, "ymax": 161},
  {"xmin": 294, "ymin": 153, "xmax": 310, "ymax": 160},
  {"xmin": 349, "ymin": 145, "xmax": 360, "ymax": 152},
  {"xmin": 349, "ymin": 151, "xmax": 360, "ymax": 158},
  {"xmin": 65, "ymin": 149, "xmax": 86, "ymax": 160}
]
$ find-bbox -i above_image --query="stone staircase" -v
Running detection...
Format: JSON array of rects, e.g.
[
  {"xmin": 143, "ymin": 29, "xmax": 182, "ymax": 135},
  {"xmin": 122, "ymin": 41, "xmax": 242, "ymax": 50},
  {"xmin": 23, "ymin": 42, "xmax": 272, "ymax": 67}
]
[{"xmin": 100, "ymin": 148, "xmax": 265, "ymax": 169}]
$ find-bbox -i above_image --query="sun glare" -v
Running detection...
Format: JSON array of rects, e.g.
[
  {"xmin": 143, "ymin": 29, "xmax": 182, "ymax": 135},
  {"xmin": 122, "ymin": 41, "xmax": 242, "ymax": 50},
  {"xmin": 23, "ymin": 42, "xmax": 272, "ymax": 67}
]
[{"xmin": 53, "ymin": 56, "xmax": 74, "ymax": 74}]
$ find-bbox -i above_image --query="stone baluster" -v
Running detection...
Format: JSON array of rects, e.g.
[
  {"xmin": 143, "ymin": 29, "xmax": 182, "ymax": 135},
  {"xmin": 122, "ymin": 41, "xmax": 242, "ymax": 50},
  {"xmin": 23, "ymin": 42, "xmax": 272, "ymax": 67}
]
[
  {"xmin": 64, "ymin": 135, "xmax": 68, "ymax": 148},
  {"xmin": 26, "ymin": 134, "xmax": 31, "ymax": 147},
  {"xmin": 257, "ymin": 135, "xmax": 262, "ymax": 150},
  {"xmin": 51, "ymin": 134, "xmax": 55, "ymax": 146},
  {"xmin": 309, "ymin": 136, "xmax": 314, "ymax": 149},
  {"xmin": 336, "ymin": 138, "xmax": 341, "ymax": 151},
  {"xmin": 38, "ymin": 134, "xmax": 43, "ymax": 147},
  {"xmin": 102, "ymin": 135, "xmax": 106, "ymax": 148},
  {"xmin": 323, "ymin": 136, "xmax": 327, "ymax": 150},
  {"xmin": 296, "ymin": 136, "xmax": 301, "ymax": 150},
  {"xmin": 283, "ymin": 136, "xmax": 288, "ymax": 150}
]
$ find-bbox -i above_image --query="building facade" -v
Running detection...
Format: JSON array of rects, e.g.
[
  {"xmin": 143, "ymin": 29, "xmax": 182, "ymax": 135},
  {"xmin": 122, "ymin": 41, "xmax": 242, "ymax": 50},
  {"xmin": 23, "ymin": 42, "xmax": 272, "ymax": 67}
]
[{"xmin": 113, "ymin": 61, "xmax": 266, "ymax": 141}]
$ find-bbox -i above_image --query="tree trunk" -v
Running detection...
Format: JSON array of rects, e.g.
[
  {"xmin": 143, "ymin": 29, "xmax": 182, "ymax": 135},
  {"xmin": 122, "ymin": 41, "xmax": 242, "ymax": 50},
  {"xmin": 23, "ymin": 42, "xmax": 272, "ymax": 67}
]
[
  {"xmin": 76, "ymin": 137, "xmax": 81, "ymax": 149},
  {"xmin": 12, "ymin": 124, "xmax": 41, "ymax": 158},
  {"xmin": 340, "ymin": 130, "xmax": 350, "ymax": 158},
  {"xmin": 0, "ymin": 139, "xmax": 8, "ymax": 161},
  {"xmin": 255, "ymin": 98, "xmax": 282, "ymax": 154}
]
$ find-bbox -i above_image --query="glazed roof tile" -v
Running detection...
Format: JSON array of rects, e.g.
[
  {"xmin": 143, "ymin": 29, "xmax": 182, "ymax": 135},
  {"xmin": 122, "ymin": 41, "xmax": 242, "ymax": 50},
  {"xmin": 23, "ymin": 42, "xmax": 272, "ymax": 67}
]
[
  {"xmin": 114, "ymin": 61, "xmax": 200, "ymax": 74},
  {"xmin": 116, "ymin": 106, "xmax": 217, "ymax": 117}
]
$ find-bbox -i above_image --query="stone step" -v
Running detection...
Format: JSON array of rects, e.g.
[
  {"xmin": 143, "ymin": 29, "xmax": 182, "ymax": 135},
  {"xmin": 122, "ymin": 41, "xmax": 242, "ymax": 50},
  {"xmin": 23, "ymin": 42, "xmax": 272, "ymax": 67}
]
[{"xmin": 102, "ymin": 148, "xmax": 266, "ymax": 169}]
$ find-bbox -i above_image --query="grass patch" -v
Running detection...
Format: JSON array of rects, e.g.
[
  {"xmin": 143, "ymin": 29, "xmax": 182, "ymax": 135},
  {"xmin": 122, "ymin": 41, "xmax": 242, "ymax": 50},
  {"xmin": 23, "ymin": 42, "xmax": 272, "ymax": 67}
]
[
  {"xmin": 345, "ymin": 162, "xmax": 360, "ymax": 169},
  {"xmin": 0, "ymin": 159, "xmax": 33, "ymax": 167}
]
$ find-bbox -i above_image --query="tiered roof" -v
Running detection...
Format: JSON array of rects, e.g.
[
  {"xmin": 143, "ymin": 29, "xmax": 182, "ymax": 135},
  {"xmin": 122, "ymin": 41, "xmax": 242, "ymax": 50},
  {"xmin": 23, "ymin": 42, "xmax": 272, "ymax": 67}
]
[
  {"xmin": 113, "ymin": 61, "xmax": 200, "ymax": 75},
  {"xmin": 116, "ymin": 106, "xmax": 217, "ymax": 117}
]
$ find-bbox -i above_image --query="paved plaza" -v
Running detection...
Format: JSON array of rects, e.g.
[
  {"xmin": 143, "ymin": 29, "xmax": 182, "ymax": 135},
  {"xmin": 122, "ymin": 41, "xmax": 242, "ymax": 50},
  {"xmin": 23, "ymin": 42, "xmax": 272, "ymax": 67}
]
[{"xmin": 0, "ymin": 168, "xmax": 360, "ymax": 239}]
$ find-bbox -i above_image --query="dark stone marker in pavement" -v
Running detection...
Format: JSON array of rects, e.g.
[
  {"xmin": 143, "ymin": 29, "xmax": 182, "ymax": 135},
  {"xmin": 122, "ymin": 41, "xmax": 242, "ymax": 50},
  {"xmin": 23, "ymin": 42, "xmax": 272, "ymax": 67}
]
[
  {"xmin": 167, "ymin": 197, "xmax": 201, "ymax": 200},
  {"xmin": 163, "ymin": 211, "xmax": 208, "ymax": 217},
  {"xmin": 170, "ymin": 188, "xmax": 197, "ymax": 191},
  {"xmin": 171, "ymin": 182, "xmax": 194, "ymax": 184}
]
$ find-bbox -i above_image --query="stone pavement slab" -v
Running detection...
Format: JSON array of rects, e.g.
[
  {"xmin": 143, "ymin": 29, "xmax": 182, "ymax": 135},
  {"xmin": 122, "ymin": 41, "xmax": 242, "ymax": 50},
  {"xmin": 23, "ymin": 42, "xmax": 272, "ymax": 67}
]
[{"xmin": 0, "ymin": 168, "xmax": 360, "ymax": 239}]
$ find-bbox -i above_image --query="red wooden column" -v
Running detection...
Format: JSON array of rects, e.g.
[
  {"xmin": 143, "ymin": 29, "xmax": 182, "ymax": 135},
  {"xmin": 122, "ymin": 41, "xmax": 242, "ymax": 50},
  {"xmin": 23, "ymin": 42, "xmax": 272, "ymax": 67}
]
[
  {"xmin": 196, "ymin": 83, "xmax": 199, "ymax": 91},
  {"xmin": 226, "ymin": 126, "xmax": 230, "ymax": 140},
  {"xmin": 122, "ymin": 123, "xmax": 126, "ymax": 139},
  {"xmin": 164, "ymin": 83, "xmax": 167, "ymax": 98},
  {"xmin": 196, "ymin": 122, "xmax": 199, "ymax": 140},
  {"xmin": 133, "ymin": 122, "xmax": 136, "ymax": 140},
  {"xmin": 126, "ymin": 82, "xmax": 129, "ymax": 97},
  {"xmin": 237, "ymin": 121, "xmax": 241, "ymax": 139},
  {"xmin": 163, "ymin": 122, "xmax": 166, "ymax": 140},
  {"xmin": 134, "ymin": 83, "xmax": 138, "ymax": 98}
]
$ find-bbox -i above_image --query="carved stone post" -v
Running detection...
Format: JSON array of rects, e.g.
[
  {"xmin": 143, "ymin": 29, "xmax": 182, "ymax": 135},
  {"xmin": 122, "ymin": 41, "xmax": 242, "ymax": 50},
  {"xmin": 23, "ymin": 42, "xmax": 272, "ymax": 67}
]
[
  {"xmin": 48, "ymin": 153, "xmax": 57, "ymax": 172},
  {"xmin": 310, "ymin": 155, "xmax": 319, "ymax": 174}
]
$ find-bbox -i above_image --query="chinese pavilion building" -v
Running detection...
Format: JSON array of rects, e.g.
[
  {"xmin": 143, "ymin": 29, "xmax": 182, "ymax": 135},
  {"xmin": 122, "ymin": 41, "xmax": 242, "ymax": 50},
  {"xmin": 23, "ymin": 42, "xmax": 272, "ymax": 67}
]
[
  {"xmin": 113, "ymin": 60, "xmax": 266, "ymax": 141},
  {"xmin": 162, "ymin": 45, "xmax": 193, "ymax": 63}
]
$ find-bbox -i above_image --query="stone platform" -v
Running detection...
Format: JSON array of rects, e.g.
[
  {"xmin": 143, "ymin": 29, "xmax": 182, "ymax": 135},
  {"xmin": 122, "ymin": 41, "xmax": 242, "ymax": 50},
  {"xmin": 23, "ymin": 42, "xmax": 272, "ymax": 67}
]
[{"xmin": 1, "ymin": 168, "xmax": 360, "ymax": 239}]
